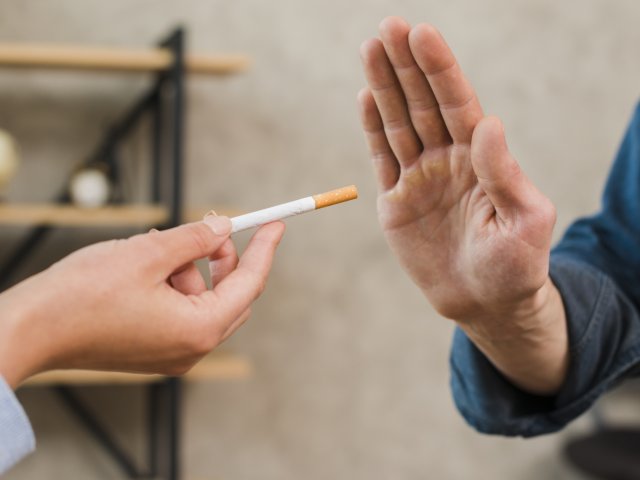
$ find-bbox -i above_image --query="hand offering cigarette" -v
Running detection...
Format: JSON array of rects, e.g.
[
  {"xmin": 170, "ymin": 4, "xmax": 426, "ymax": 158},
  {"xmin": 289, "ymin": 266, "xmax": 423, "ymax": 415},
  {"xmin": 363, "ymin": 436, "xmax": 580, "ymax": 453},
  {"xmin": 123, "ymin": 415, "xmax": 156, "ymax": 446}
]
[{"xmin": 228, "ymin": 185, "xmax": 358, "ymax": 233}]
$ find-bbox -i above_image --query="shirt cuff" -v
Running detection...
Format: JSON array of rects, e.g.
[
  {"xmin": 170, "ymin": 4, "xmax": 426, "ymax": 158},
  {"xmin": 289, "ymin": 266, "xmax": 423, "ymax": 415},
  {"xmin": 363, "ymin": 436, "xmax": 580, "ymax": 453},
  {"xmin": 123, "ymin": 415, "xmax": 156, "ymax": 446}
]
[
  {"xmin": 449, "ymin": 256, "xmax": 640, "ymax": 437},
  {"xmin": 0, "ymin": 375, "xmax": 35, "ymax": 474}
]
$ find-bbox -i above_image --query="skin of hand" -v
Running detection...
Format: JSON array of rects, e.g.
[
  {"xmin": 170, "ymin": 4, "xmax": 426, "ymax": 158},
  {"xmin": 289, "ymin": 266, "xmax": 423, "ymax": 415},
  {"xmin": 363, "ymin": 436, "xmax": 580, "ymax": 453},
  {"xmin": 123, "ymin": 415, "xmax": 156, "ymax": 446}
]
[
  {"xmin": 0, "ymin": 216, "xmax": 285, "ymax": 389},
  {"xmin": 358, "ymin": 17, "xmax": 568, "ymax": 395}
]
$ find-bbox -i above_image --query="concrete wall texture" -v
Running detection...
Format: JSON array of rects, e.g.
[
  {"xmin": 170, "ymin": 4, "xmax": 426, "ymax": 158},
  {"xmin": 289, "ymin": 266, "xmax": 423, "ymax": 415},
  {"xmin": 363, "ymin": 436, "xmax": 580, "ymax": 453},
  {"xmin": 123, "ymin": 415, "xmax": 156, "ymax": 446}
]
[{"xmin": 2, "ymin": 0, "xmax": 640, "ymax": 478}]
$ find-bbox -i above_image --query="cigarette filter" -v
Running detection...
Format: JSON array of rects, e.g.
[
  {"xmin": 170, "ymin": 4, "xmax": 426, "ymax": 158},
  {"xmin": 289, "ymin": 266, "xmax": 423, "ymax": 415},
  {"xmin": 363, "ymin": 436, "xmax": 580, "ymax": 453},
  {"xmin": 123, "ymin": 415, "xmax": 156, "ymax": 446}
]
[{"xmin": 230, "ymin": 185, "xmax": 358, "ymax": 233}]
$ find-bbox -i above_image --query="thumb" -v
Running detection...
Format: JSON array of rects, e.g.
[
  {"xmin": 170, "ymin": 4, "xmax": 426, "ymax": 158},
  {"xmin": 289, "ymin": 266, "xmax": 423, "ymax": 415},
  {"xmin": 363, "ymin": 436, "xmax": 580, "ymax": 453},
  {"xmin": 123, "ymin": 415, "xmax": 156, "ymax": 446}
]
[
  {"xmin": 471, "ymin": 116, "xmax": 533, "ymax": 216},
  {"xmin": 197, "ymin": 222, "xmax": 285, "ymax": 327},
  {"xmin": 142, "ymin": 216, "xmax": 232, "ymax": 276}
]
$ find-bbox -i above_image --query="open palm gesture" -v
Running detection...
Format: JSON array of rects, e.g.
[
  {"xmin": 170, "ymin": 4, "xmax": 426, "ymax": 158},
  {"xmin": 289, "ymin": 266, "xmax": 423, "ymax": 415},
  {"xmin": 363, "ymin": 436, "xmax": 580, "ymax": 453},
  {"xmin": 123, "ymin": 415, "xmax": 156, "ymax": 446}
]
[{"xmin": 359, "ymin": 17, "xmax": 556, "ymax": 323}]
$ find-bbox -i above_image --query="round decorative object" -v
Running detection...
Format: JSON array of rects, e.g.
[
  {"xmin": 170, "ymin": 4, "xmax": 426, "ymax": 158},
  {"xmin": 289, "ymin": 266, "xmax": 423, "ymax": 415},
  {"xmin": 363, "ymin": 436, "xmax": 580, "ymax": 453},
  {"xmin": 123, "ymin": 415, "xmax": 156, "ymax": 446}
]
[
  {"xmin": 0, "ymin": 129, "xmax": 19, "ymax": 192},
  {"xmin": 69, "ymin": 168, "xmax": 111, "ymax": 208}
]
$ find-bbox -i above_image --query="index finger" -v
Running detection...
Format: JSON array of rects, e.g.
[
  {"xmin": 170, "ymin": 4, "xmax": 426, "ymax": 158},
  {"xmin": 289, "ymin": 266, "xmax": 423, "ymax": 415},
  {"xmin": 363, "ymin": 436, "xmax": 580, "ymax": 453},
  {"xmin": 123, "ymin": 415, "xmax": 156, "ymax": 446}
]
[
  {"xmin": 132, "ymin": 219, "xmax": 232, "ymax": 278},
  {"xmin": 408, "ymin": 24, "xmax": 483, "ymax": 144}
]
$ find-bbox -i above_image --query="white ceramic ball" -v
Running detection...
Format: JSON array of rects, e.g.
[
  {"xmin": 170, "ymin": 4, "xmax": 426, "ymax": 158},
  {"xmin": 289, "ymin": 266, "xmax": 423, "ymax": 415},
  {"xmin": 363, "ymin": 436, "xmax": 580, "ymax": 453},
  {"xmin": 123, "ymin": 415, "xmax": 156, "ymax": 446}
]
[
  {"xmin": 0, "ymin": 130, "xmax": 19, "ymax": 191},
  {"xmin": 70, "ymin": 169, "xmax": 111, "ymax": 208}
]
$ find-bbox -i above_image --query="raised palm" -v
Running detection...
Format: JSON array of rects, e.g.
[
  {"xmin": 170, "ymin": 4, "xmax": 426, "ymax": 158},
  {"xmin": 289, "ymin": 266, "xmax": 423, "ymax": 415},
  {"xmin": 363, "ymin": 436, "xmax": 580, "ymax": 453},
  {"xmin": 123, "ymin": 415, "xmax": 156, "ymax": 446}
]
[{"xmin": 359, "ymin": 18, "xmax": 556, "ymax": 322}]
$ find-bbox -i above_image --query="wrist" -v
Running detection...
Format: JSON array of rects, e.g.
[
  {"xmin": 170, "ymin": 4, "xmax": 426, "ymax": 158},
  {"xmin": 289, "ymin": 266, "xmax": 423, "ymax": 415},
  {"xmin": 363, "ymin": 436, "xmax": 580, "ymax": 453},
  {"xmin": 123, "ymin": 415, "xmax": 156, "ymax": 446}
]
[
  {"xmin": 0, "ymin": 279, "xmax": 49, "ymax": 389},
  {"xmin": 457, "ymin": 277, "xmax": 569, "ymax": 395},
  {"xmin": 459, "ymin": 278, "xmax": 557, "ymax": 342}
]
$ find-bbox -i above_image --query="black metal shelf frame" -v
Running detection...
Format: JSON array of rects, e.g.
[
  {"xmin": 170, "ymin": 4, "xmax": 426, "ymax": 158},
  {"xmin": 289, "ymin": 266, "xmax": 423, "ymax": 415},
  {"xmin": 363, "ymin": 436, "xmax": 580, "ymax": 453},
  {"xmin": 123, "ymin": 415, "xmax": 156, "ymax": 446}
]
[{"xmin": 3, "ymin": 27, "xmax": 188, "ymax": 480}]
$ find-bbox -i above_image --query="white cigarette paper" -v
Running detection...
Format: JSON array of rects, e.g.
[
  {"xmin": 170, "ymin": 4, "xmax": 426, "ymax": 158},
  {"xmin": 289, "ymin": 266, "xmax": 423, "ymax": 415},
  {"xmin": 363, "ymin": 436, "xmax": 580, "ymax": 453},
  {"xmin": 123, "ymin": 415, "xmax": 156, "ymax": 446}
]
[{"xmin": 230, "ymin": 185, "xmax": 358, "ymax": 233}]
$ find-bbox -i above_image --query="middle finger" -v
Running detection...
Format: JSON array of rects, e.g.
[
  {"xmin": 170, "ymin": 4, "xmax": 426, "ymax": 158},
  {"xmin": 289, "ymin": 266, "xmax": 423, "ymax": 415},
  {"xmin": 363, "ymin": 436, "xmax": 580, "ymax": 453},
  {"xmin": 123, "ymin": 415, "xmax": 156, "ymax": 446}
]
[
  {"xmin": 379, "ymin": 16, "xmax": 451, "ymax": 150},
  {"xmin": 360, "ymin": 37, "xmax": 422, "ymax": 167}
]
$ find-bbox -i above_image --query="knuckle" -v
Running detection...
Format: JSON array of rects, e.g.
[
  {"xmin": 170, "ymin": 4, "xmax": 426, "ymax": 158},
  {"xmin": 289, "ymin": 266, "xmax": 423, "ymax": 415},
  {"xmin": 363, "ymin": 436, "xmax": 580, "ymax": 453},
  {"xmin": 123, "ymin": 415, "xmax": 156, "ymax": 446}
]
[
  {"xmin": 186, "ymin": 333, "xmax": 214, "ymax": 357},
  {"xmin": 184, "ymin": 224, "xmax": 214, "ymax": 256},
  {"xmin": 359, "ymin": 38, "xmax": 381, "ymax": 60},
  {"xmin": 251, "ymin": 273, "xmax": 267, "ymax": 298},
  {"xmin": 125, "ymin": 233, "xmax": 151, "ymax": 251},
  {"xmin": 257, "ymin": 279, "xmax": 267, "ymax": 296},
  {"xmin": 92, "ymin": 239, "xmax": 126, "ymax": 261},
  {"xmin": 241, "ymin": 269, "xmax": 267, "ymax": 300},
  {"xmin": 529, "ymin": 196, "xmax": 557, "ymax": 231},
  {"xmin": 357, "ymin": 87, "xmax": 370, "ymax": 103},
  {"xmin": 127, "ymin": 233, "xmax": 166, "ymax": 269},
  {"xmin": 183, "ymin": 322, "xmax": 221, "ymax": 357},
  {"xmin": 542, "ymin": 199, "xmax": 557, "ymax": 225},
  {"xmin": 432, "ymin": 301, "xmax": 465, "ymax": 321}
]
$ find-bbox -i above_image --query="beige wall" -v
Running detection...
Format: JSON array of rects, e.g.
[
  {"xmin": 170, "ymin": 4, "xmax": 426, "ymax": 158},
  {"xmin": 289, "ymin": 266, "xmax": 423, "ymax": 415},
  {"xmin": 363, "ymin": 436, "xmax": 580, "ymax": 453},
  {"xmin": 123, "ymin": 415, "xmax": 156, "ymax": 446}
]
[{"xmin": 2, "ymin": 0, "xmax": 640, "ymax": 478}]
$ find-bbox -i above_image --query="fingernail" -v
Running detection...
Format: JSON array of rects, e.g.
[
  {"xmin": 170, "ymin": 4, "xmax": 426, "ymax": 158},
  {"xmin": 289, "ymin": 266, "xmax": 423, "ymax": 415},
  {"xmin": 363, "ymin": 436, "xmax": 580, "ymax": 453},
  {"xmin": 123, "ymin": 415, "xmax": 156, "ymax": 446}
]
[
  {"xmin": 149, "ymin": 228, "xmax": 159, "ymax": 234},
  {"xmin": 203, "ymin": 216, "xmax": 231, "ymax": 235},
  {"xmin": 203, "ymin": 209, "xmax": 218, "ymax": 218}
]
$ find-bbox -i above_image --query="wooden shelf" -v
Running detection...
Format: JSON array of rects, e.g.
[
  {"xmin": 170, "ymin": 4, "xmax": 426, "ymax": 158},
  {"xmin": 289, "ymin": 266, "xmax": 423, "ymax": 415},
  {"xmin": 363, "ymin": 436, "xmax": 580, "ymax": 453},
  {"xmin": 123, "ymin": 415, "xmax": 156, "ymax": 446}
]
[
  {"xmin": 0, "ymin": 203, "xmax": 245, "ymax": 227},
  {"xmin": 0, "ymin": 204, "xmax": 169, "ymax": 227},
  {"xmin": 0, "ymin": 44, "xmax": 250, "ymax": 75},
  {"xmin": 23, "ymin": 351, "xmax": 252, "ymax": 387}
]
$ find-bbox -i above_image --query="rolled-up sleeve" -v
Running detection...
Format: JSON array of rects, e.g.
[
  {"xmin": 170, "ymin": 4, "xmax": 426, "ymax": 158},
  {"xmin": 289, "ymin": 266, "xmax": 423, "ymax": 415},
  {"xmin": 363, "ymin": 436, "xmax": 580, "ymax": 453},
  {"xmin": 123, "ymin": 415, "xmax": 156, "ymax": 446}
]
[
  {"xmin": 450, "ymin": 102, "xmax": 640, "ymax": 437},
  {"xmin": 0, "ymin": 376, "xmax": 35, "ymax": 473}
]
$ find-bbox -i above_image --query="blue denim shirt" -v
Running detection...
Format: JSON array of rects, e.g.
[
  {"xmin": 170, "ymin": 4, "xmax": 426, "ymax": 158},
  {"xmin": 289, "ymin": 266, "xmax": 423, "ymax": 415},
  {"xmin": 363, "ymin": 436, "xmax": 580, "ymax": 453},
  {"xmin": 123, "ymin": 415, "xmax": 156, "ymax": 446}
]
[{"xmin": 451, "ymin": 103, "xmax": 640, "ymax": 437}]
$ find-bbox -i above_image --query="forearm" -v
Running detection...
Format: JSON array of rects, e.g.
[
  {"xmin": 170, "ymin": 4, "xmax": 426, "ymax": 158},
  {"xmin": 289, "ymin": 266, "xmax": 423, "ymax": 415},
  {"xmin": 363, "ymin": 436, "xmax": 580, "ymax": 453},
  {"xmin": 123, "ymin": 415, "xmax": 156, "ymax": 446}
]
[{"xmin": 458, "ymin": 277, "xmax": 569, "ymax": 396}]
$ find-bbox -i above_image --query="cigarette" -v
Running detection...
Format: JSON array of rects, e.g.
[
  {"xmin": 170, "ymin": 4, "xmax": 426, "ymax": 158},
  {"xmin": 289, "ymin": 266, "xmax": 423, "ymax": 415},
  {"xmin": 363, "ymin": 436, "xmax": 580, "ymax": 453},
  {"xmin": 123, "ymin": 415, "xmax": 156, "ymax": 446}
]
[{"xmin": 229, "ymin": 185, "xmax": 358, "ymax": 233}]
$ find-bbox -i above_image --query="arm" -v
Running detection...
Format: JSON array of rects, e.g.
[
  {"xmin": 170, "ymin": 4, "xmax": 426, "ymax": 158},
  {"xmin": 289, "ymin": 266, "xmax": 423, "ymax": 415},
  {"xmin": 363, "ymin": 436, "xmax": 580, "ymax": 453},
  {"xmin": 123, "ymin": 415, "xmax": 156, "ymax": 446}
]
[
  {"xmin": 0, "ymin": 216, "xmax": 284, "ymax": 387},
  {"xmin": 358, "ymin": 17, "xmax": 567, "ymax": 395},
  {"xmin": 452, "ymin": 256, "xmax": 640, "ymax": 437},
  {"xmin": 466, "ymin": 101, "xmax": 640, "ymax": 434},
  {"xmin": 0, "ymin": 216, "xmax": 284, "ymax": 471},
  {"xmin": 358, "ymin": 16, "xmax": 640, "ymax": 437}
]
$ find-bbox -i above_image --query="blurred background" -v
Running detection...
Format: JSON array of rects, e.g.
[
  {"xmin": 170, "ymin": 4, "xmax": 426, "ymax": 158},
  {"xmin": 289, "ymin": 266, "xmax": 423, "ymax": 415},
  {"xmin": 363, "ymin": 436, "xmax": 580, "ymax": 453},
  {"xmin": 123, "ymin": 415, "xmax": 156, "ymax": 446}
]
[{"xmin": 1, "ymin": 0, "xmax": 640, "ymax": 478}]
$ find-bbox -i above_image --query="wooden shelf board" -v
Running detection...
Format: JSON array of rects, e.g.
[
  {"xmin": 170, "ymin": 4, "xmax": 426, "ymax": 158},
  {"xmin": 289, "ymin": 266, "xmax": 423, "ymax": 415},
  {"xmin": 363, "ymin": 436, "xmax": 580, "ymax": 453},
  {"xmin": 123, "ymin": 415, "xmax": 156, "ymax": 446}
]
[
  {"xmin": 0, "ymin": 204, "xmax": 245, "ymax": 227},
  {"xmin": 0, "ymin": 204, "xmax": 169, "ymax": 227},
  {"xmin": 23, "ymin": 352, "xmax": 252, "ymax": 387},
  {"xmin": 0, "ymin": 44, "xmax": 250, "ymax": 75}
]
